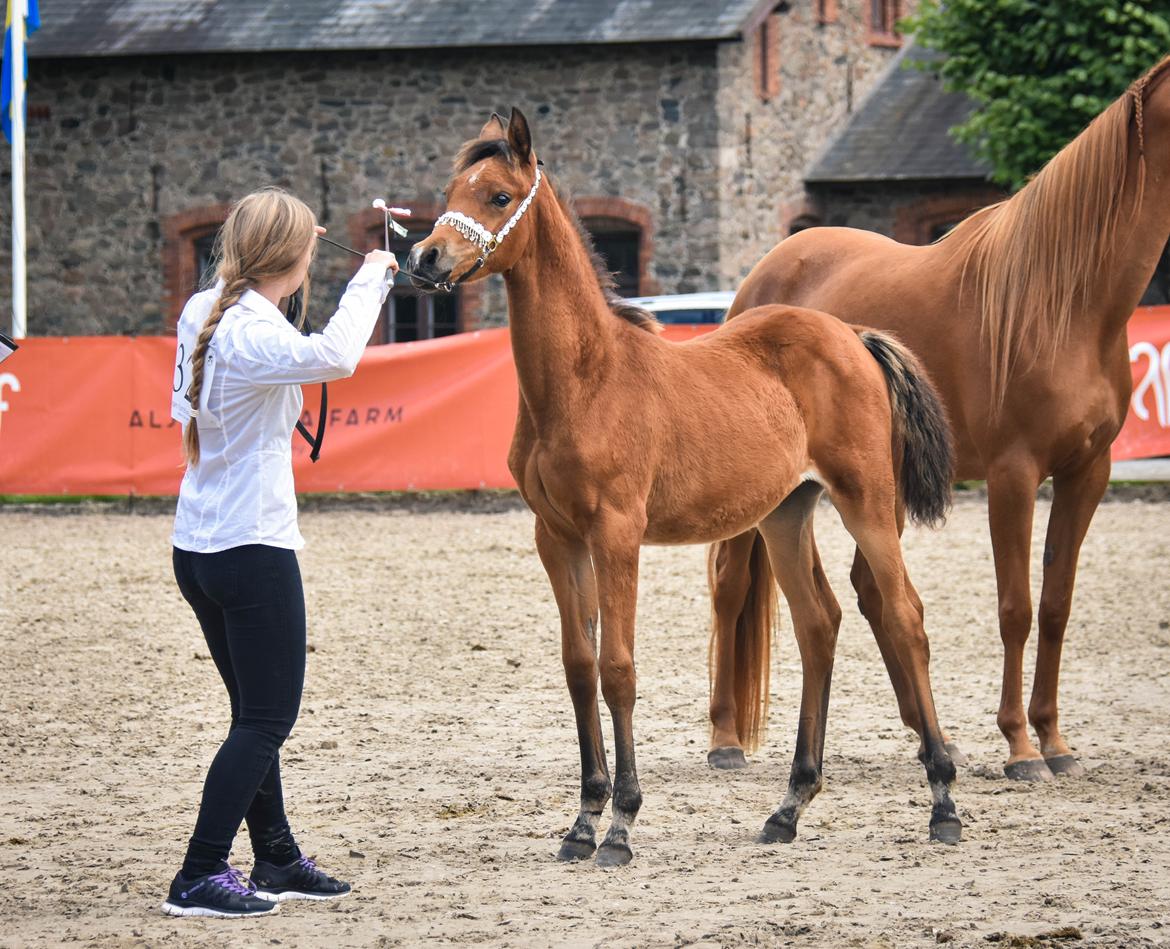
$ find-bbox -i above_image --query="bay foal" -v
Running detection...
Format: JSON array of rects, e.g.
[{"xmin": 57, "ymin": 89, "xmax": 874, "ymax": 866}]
[{"xmin": 409, "ymin": 110, "xmax": 961, "ymax": 864}]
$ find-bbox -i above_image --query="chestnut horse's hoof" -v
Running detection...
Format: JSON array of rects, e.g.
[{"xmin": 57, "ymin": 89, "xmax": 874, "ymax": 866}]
[
  {"xmin": 1004, "ymin": 758, "xmax": 1053, "ymax": 782},
  {"xmin": 556, "ymin": 838, "xmax": 596, "ymax": 862},
  {"xmin": 943, "ymin": 741, "xmax": 968, "ymax": 768},
  {"xmin": 929, "ymin": 816, "xmax": 963, "ymax": 845},
  {"xmin": 758, "ymin": 815, "xmax": 797, "ymax": 844},
  {"xmin": 1044, "ymin": 754, "xmax": 1084, "ymax": 777},
  {"xmin": 707, "ymin": 746, "xmax": 749, "ymax": 771},
  {"xmin": 595, "ymin": 842, "xmax": 633, "ymax": 868}
]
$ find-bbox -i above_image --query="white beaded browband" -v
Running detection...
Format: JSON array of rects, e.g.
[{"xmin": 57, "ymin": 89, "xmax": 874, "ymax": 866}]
[{"xmin": 435, "ymin": 167, "xmax": 543, "ymax": 256}]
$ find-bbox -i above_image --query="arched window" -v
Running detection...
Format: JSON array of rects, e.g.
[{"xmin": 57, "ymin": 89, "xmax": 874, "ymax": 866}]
[
  {"xmin": 576, "ymin": 197, "xmax": 655, "ymax": 298},
  {"xmin": 163, "ymin": 204, "xmax": 230, "ymax": 327},
  {"xmin": 788, "ymin": 214, "xmax": 822, "ymax": 236},
  {"xmin": 868, "ymin": 0, "xmax": 903, "ymax": 47},
  {"xmin": 350, "ymin": 203, "xmax": 476, "ymax": 344}
]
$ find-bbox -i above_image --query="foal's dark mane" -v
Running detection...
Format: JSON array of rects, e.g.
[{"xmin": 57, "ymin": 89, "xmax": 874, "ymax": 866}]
[{"xmin": 454, "ymin": 138, "xmax": 662, "ymax": 335}]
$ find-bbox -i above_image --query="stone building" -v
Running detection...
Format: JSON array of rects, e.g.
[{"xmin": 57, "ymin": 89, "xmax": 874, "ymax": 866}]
[{"xmin": 5, "ymin": 0, "xmax": 925, "ymax": 338}]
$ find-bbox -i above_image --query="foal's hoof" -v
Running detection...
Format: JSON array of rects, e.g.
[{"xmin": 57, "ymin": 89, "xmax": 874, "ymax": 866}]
[
  {"xmin": 708, "ymin": 746, "xmax": 749, "ymax": 771},
  {"xmin": 1044, "ymin": 754, "xmax": 1084, "ymax": 778},
  {"xmin": 595, "ymin": 842, "xmax": 633, "ymax": 868},
  {"xmin": 944, "ymin": 741, "xmax": 968, "ymax": 768},
  {"xmin": 1004, "ymin": 758, "xmax": 1053, "ymax": 782},
  {"xmin": 557, "ymin": 837, "xmax": 596, "ymax": 862},
  {"xmin": 929, "ymin": 817, "xmax": 963, "ymax": 845},
  {"xmin": 758, "ymin": 816, "xmax": 797, "ymax": 844}
]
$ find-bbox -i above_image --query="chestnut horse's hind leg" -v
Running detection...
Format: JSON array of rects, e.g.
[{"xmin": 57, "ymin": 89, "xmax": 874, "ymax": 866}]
[
  {"xmin": 589, "ymin": 515, "xmax": 645, "ymax": 867},
  {"xmin": 832, "ymin": 481, "xmax": 962, "ymax": 843},
  {"xmin": 534, "ymin": 519, "xmax": 612, "ymax": 862},
  {"xmin": 755, "ymin": 482, "xmax": 842, "ymax": 844},
  {"xmin": 1030, "ymin": 451, "xmax": 1111, "ymax": 777}
]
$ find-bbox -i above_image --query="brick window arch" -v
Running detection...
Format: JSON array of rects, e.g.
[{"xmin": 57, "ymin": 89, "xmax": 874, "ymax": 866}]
[
  {"xmin": 574, "ymin": 196, "xmax": 655, "ymax": 297},
  {"xmin": 779, "ymin": 193, "xmax": 824, "ymax": 239},
  {"xmin": 753, "ymin": 11, "xmax": 782, "ymax": 101},
  {"xmin": 348, "ymin": 201, "xmax": 485, "ymax": 342},
  {"xmin": 893, "ymin": 190, "xmax": 1006, "ymax": 246},
  {"xmin": 867, "ymin": 0, "xmax": 904, "ymax": 47},
  {"xmin": 163, "ymin": 204, "xmax": 230, "ymax": 328}
]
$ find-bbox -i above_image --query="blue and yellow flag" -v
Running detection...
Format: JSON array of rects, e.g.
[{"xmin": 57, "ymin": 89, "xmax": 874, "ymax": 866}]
[{"xmin": 1, "ymin": 0, "xmax": 41, "ymax": 143}]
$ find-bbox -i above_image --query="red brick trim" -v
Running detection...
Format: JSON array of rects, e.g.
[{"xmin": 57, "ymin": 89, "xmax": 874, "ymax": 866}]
[
  {"xmin": 752, "ymin": 14, "xmax": 782, "ymax": 102},
  {"xmin": 574, "ymin": 195, "xmax": 657, "ymax": 296},
  {"xmin": 347, "ymin": 200, "xmax": 486, "ymax": 333},
  {"xmin": 162, "ymin": 204, "xmax": 230, "ymax": 329},
  {"xmin": 892, "ymin": 189, "xmax": 1007, "ymax": 245},
  {"xmin": 779, "ymin": 193, "xmax": 825, "ymax": 238},
  {"xmin": 817, "ymin": 0, "xmax": 839, "ymax": 25},
  {"xmin": 866, "ymin": 0, "xmax": 904, "ymax": 48}
]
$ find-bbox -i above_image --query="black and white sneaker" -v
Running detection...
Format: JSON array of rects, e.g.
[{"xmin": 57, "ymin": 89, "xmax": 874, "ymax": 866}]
[
  {"xmin": 161, "ymin": 864, "xmax": 278, "ymax": 918},
  {"xmin": 250, "ymin": 854, "xmax": 351, "ymax": 902}
]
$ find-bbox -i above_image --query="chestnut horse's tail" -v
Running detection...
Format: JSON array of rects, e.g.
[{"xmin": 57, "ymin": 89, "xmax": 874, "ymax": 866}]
[
  {"xmin": 857, "ymin": 330, "xmax": 955, "ymax": 528},
  {"xmin": 707, "ymin": 530, "xmax": 776, "ymax": 753}
]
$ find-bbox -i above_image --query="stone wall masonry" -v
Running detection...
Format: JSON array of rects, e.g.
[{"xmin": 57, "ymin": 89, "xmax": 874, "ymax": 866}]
[
  {"xmin": 0, "ymin": 41, "xmax": 721, "ymax": 335},
  {"xmin": 715, "ymin": 0, "xmax": 918, "ymax": 288}
]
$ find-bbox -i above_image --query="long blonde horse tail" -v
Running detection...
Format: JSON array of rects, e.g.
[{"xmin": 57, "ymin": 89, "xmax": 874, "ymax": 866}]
[{"xmin": 707, "ymin": 531, "xmax": 776, "ymax": 753}]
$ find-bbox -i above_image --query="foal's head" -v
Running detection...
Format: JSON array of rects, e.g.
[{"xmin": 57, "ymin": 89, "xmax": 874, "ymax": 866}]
[{"xmin": 408, "ymin": 109, "xmax": 539, "ymax": 290}]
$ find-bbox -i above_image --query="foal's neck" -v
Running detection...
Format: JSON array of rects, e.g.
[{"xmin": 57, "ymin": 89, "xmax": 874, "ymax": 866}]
[{"xmin": 503, "ymin": 191, "xmax": 618, "ymax": 421}]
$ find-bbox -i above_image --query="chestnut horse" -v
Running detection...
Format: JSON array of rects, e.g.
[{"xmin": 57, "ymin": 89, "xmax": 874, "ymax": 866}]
[
  {"xmin": 707, "ymin": 56, "xmax": 1170, "ymax": 781},
  {"xmin": 408, "ymin": 109, "xmax": 961, "ymax": 864}
]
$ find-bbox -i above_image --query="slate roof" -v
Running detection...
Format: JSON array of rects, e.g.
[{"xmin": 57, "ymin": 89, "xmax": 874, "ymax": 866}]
[
  {"xmin": 806, "ymin": 43, "xmax": 991, "ymax": 183},
  {"xmin": 28, "ymin": 0, "xmax": 769, "ymax": 58}
]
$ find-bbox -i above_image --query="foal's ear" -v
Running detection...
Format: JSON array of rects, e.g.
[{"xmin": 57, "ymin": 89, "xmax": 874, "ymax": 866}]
[
  {"xmin": 479, "ymin": 112, "xmax": 507, "ymax": 139},
  {"xmin": 507, "ymin": 108, "xmax": 533, "ymax": 164}
]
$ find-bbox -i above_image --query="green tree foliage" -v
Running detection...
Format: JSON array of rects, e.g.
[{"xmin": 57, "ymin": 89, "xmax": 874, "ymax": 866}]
[{"xmin": 902, "ymin": 1, "xmax": 1170, "ymax": 190}]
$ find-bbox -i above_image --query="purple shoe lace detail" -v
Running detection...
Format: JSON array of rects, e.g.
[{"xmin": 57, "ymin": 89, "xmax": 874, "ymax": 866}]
[
  {"xmin": 297, "ymin": 855, "xmax": 318, "ymax": 874},
  {"xmin": 197, "ymin": 865, "xmax": 255, "ymax": 897}
]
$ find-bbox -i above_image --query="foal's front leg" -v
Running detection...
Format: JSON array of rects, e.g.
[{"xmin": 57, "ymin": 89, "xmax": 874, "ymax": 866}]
[
  {"xmin": 534, "ymin": 519, "xmax": 611, "ymax": 861},
  {"xmin": 589, "ymin": 514, "xmax": 645, "ymax": 867}
]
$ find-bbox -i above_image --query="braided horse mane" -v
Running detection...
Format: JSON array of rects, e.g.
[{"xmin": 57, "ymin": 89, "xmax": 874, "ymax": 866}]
[{"xmin": 942, "ymin": 53, "xmax": 1170, "ymax": 410}]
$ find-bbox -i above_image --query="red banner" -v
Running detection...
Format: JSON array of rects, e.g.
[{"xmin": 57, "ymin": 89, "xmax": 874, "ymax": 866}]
[
  {"xmin": 1114, "ymin": 306, "xmax": 1170, "ymax": 462},
  {"xmin": 0, "ymin": 316, "xmax": 1165, "ymax": 496}
]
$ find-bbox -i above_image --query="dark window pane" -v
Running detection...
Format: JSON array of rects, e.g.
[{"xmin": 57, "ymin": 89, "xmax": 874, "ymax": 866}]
[
  {"xmin": 929, "ymin": 220, "xmax": 960, "ymax": 243},
  {"xmin": 193, "ymin": 231, "xmax": 219, "ymax": 288},
  {"xmin": 1141, "ymin": 241, "xmax": 1170, "ymax": 306},
  {"xmin": 588, "ymin": 229, "xmax": 640, "ymax": 297},
  {"xmin": 373, "ymin": 227, "xmax": 462, "ymax": 342}
]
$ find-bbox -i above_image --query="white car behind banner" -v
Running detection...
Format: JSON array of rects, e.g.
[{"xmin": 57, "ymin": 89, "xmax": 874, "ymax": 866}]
[{"xmin": 623, "ymin": 291, "xmax": 735, "ymax": 325}]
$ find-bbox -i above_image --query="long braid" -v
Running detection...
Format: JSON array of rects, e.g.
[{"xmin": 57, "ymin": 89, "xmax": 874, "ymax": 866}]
[{"xmin": 183, "ymin": 274, "xmax": 250, "ymax": 465}]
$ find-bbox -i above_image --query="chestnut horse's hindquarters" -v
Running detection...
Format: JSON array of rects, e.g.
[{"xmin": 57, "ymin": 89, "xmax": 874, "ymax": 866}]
[{"xmin": 855, "ymin": 330, "xmax": 956, "ymax": 528}]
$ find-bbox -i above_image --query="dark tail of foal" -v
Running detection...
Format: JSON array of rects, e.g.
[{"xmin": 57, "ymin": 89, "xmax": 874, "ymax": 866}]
[
  {"xmin": 857, "ymin": 330, "xmax": 955, "ymax": 528},
  {"xmin": 707, "ymin": 531, "xmax": 776, "ymax": 753},
  {"xmin": 707, "ymin": 329, "xmax": 954, "ymax": 752}
]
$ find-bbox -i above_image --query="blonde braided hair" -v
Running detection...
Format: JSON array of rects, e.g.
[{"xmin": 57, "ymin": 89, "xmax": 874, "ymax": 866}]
[{"xmin": 183, "ymin": 187, "xmax": 317, "ymax": 465}]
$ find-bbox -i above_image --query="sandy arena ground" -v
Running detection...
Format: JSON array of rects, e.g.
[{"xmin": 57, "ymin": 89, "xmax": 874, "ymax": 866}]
[{"xmin": 1, "ymin": 493, "xmax": 1169, "ymax": 948}]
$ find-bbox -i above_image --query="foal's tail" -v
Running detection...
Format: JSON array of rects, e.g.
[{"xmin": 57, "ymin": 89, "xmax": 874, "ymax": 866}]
[
  {"xmin": 857, "ymin": 330, "xmax": 955, "ymax": 528},
  {"xmin": 707, "ymin": 530, "xmax": 776, "ymax": 753}
]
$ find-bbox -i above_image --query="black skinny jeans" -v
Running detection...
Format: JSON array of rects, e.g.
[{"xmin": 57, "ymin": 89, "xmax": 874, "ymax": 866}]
[{"xmin": 173, "ymin": 544, "xmax": 306, "ymax": 877}]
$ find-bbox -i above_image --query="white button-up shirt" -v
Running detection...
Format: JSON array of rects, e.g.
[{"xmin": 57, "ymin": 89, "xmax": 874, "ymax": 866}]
[{"xmin": 170, "ymin": 261, "xmax": 390, "ymax": 553}]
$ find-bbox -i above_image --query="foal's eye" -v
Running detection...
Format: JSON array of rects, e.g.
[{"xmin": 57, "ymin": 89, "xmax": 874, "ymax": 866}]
[{"xmin": 491, "ymin": 193, "xmax": 511, "ymax": 208}]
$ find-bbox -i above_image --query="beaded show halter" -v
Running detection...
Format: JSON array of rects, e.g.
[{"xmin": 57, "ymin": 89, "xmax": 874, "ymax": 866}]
[{"xmin": 430, "ymin": 167, "xmax": 543, "ymax": 291}]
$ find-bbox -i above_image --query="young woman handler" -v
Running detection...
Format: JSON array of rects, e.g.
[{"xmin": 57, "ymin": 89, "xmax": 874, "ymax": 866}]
[{"xmin": 163, "ymin": 187, "xmax": 397, "ymax": 918}]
